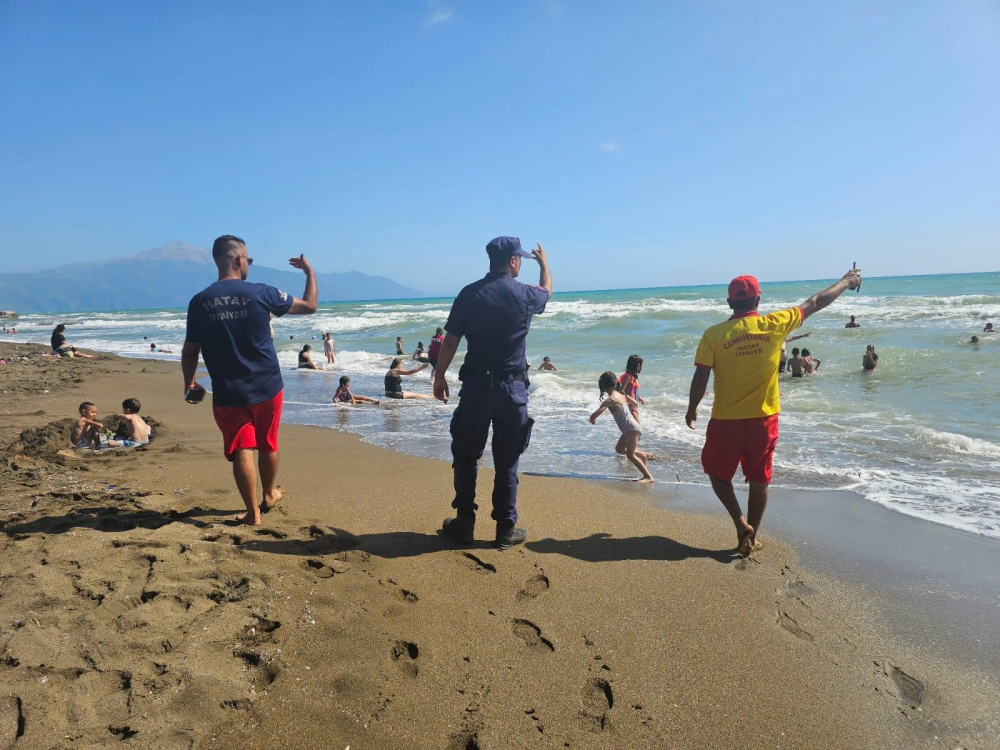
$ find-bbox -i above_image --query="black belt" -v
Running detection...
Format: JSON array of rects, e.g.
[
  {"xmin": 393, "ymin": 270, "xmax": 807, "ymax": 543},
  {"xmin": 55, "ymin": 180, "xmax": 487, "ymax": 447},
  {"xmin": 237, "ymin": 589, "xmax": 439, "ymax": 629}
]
[{"xmin": 459, "ymin": 366, "xmax": 527, "ymax": 388}]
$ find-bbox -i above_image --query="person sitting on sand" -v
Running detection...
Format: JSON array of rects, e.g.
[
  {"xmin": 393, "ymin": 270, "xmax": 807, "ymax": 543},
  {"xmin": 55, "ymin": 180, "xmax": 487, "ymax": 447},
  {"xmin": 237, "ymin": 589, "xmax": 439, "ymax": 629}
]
[
  {"xmin": 51, "ymin": 324, "xmax": 98, "ymax": 359},
  {"xmin": 384, "ymin": 358, "xmax": 433, "ymax": 399},
  {"xmin": 590, "ymin": 371, "xmax": 653, "ymax": 483},
  {"xmin": 984, "ymin": 323, "xmax": 994, "ymax": 333},
  {"xmin": 333, "ymin": 375, "xmax": 380, "ymax": 405},
  {"xmin": 395, "ymin": 336, "xmax": 404, "ymax": 355},
  {"xmin": 787, "ymin": 347, "xmax": 805, "ymax": 378},
  {"xmin": 71, "ymin": 402, "xmax": 104, "ymax": 448},
  {"xmin": 802, "ymin": 348, "xmax": 821, "ymax": 373},
  {"xmin": 323, "ymin": 332, "xmax": 336, "ymax": 364},
  {"xmin": 862, "ymin": 344, "xmax": 879, "ymax": 372},
  {"xmin": 297, "ymin": 344, "xmax": 320, "ymax": 369},
  {"xmin": 108, "ymin": 398, "xmax": 152, "ymax": 447},
  {"xmin": 538, "ymin": 356, "xmax": 558, "ymax": 371},
  {"xmin": 845, "ymin": 315, "xmax": 861, "ymax": 328}
]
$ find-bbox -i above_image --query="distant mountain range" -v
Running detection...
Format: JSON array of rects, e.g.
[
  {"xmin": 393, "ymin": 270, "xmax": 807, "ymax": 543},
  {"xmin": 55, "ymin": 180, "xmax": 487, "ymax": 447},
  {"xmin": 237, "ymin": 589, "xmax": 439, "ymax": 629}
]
[{"xmin": 0, "ymin": 241, "xmax": 425, "ymax": 313}]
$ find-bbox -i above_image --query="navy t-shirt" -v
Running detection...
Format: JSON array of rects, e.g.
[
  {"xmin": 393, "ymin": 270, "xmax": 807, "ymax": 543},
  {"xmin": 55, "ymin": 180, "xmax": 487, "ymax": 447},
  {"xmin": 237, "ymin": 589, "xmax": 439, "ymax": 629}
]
[
  {"xmin": 185, "ymin": 279, "xmax": 293, "ymax": 407},
  {"xmin": 444, "ymin": 271, "xmax": 549, "ymax": 372}
]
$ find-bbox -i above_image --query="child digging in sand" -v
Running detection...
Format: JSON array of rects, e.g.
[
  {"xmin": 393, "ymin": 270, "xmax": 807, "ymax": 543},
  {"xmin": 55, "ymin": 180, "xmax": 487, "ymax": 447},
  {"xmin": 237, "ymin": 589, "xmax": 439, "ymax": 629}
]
[
  {"xmin": 71, "ymin": 402, "xmax": 104, "ymax": 448},
  {"xmin": 108, "ymin": 398, "xmax": 151, "ymax": 447},
  {"xmin": 589, "ymin": 371, "xmax": 654, "ymax": 483}
]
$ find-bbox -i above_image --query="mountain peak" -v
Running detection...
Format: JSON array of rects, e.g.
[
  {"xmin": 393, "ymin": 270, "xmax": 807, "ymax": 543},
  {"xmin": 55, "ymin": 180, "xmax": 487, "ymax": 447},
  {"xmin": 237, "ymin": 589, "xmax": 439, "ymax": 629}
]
[{"xmin": 133, "ymin": 241, "xmax": 212, "ymax": 264}]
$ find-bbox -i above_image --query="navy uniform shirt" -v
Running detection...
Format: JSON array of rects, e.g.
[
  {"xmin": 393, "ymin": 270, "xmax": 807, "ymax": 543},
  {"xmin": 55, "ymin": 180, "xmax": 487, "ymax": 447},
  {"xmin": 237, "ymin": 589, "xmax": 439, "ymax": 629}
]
[
  {"xmin": 445, "ymin": 271, "xmax": 549, "ymax": 372},
  {"xmin": 185, "ymin": 279, "xmax": 293, "ymax": 407}
]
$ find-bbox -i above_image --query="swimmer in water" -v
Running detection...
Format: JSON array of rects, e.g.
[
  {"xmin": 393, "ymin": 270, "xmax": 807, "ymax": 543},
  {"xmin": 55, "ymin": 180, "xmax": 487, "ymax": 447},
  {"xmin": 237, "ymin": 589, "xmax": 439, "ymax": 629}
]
[{"xmin": 538, "ymin": 356, "xmax": 558, "ymax": 371}]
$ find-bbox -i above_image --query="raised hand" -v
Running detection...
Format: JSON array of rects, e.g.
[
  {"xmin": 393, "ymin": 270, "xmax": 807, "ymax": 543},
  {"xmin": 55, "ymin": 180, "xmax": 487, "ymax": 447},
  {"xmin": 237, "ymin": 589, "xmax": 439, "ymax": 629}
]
[{"xmin": 289, "ymin": 254, "xmax": 314, "ymax": 274}]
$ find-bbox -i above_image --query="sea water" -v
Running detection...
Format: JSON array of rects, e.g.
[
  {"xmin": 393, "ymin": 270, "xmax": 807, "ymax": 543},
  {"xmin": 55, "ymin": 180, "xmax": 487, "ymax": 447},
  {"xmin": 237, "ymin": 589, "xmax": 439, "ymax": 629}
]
[{"xmin": 9, "ymin": 272, "xmax": 999, "ymax": 538}]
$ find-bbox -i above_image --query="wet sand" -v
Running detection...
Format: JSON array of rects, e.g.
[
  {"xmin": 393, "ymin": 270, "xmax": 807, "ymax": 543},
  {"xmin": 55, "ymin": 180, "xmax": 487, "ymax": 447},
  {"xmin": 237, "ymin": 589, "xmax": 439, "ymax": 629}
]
[{"xmin": 1, "ymin": 343, "xmax": 998, "ymax": 749}]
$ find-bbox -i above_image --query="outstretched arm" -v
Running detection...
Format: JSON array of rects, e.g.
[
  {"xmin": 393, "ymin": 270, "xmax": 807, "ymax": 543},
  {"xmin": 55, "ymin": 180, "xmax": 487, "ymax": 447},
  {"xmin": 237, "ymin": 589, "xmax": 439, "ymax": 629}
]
[
  {"xmin": 799, "ymin": 269, "xmax": 861, "ymax": 320},
  {"xmin": 589, "ymin": 402, "xmax": 609, "ymax": 424},
  {"xmin": 432, "ymin": 333, "xmax": 461, "ymax": 403},
  {"xmin": 787, "ymin": 332, "xmax": 811, "ymax": 342},
  {"xmin": 398, "ymin": 363, "xmax": 428, "ymax": 376},
  {"xmin": 685, "ymin": 366, "xmax": 711, "ymax": 428},
  {"xmin": 532, "ymin": 244, "xmax": 553, "ymax": 297},
  {"xmin": 287, "ymin": 255, "xmax": 318, "ymax": 314}
]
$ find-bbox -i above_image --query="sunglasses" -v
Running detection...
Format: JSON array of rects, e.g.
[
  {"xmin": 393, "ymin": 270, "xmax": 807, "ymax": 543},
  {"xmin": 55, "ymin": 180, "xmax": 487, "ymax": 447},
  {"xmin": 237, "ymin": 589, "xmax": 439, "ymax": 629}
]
[{"xmin": 240, "ymin": 255, "xmax": 253, "ymax": 265}]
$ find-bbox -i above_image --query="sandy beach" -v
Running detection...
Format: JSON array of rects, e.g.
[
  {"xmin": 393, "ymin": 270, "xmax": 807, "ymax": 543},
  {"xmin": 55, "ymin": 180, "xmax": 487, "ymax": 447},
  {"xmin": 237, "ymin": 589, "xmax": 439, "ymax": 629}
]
[{"xmin": 1, "ymin": 343, "xmax": 998, "ymax": 749}]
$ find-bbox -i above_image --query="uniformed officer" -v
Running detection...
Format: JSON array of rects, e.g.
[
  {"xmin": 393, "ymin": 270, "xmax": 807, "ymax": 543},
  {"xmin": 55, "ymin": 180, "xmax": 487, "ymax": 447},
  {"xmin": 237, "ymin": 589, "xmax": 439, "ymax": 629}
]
[{"xmin": 433, "ymin": 237, "xmax": 553, "ymax": 550}]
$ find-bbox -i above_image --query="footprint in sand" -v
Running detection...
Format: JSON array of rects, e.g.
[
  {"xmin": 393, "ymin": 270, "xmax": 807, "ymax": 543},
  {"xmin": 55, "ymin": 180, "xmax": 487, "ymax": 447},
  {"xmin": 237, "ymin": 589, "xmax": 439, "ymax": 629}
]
[
  {"xmin": 303, "ymin": 559, "xmax": 350, "ymax": 579},
  {"xmin": 516, "ymin": 573, "xmax": 549, "ymax": 601},
  {"xmin": 581, "ymin": 677, "xmax": 614, "ymax": 730},
  {"xmin": 380, "ymin": 578, "xmax": 419, "ymax": 602},
  {"xmin": 875, "ymin": 661, "xmax": 925, "ymax": 708},
  {"xmin": 0, "ymin": 695, "xmax": 25, "ymax": 745},
  {"xmin": 511, "ymin": 619, "xmax": 554, "ymax": 652},
  {"xmin": 391, "ymin": 640, "xmax": 420, "ymax": 678},
  {"xmin": 777, "ymin": 610, "xmax": 815, "ymax": 643},
  {"xmin": 459, "ymin": 552, "xmax": 496, "ymax": 574}
]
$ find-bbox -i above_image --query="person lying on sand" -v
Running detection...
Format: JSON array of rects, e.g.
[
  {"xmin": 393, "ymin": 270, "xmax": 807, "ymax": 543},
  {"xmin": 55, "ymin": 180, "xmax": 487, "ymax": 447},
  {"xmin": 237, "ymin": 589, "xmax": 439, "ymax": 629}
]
[
  {"xmin": 108, "ymin": 398, "xmax": 151, "ymax": 447},
  {"xmin": 71, "ymin": 401, "xmax": 104, "ymax": 448},
  {"xmin": 333, "ymin": 376, "xmax": 379, "ymax": 405}
]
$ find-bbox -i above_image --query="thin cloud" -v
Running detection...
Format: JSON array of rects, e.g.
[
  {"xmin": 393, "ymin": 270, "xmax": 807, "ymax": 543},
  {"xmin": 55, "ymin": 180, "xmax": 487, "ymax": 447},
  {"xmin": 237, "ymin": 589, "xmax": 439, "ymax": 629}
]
[
  {"xmin": 426, "ymin": 7, "xmax": 453, "ymax": 26},
  {"xmin": 601, "ymin": 141, "xmax": 623, "ymax": 154}
]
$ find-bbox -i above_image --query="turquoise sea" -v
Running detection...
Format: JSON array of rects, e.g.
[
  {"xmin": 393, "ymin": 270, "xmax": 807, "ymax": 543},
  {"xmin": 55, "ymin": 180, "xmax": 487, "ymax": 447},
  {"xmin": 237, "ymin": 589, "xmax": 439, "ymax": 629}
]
[{"xmin": 9, "ymin": 272, "xmax": 999, "ymax": 537}]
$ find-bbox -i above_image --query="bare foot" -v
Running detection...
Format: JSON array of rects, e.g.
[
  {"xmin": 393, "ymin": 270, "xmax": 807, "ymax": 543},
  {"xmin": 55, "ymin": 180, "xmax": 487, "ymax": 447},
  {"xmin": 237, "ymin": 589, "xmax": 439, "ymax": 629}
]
[
  {"xmin": 235, "ymin": 513, "xmax": 262, "ymax": 527},
  {"xmin": 750, "ymin": 539, "xmax": 765, "ymax": 554},
  {"xmin": 737, "ymin": 525, "xmax": 755, "ymax": 556},
  {"xmin": 261, "ymin": 486, "xmax": 285, "ymax": 513},
  {"xmin": 634, "ymin": 477, "xmax": 655, "ymax": 484}
]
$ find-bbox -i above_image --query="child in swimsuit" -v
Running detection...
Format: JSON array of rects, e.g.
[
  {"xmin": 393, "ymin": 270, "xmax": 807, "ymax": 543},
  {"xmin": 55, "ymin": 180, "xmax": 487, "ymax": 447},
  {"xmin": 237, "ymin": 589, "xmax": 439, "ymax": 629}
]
[
  {"xmin": 618, "ymin": 354, "xmax": 645, "ymax": 420},
  {"xmin": 333, "ymin": 376, "xmax": 379, "ymax": 405},
  {"xmin": 324, "ymin": 333, "xmax": 336, "ymax": 365},
  {"xmin": 590, "ymin": 371, "xmax": 653, "ymax": 483}
]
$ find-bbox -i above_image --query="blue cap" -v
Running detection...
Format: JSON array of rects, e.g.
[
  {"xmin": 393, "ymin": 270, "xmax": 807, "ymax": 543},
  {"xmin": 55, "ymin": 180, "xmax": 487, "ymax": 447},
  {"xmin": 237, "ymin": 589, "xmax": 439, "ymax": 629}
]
[{"xmin": 486, "ymin": 236, "xmax": 532, "ymax": 259}]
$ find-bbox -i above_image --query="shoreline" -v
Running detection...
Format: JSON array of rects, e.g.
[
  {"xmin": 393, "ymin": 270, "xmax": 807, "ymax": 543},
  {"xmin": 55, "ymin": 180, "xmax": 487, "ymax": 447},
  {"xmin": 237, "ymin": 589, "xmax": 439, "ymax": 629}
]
[{"xmin": 1, "ymin": 345, "xmax": 998, "ymax": 748}]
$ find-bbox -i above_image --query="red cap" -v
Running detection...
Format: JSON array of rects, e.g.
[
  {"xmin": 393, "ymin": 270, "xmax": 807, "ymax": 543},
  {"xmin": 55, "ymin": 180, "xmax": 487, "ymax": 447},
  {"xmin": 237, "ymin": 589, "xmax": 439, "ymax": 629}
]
[{"xmin": 727, "ymin": 275, "xmax": 760, "ymax": 301}]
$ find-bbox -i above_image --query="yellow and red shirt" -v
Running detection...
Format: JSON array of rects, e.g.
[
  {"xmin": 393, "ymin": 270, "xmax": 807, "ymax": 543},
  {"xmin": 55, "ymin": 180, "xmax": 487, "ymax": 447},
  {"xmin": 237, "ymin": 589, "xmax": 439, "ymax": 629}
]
[{"xmin": 694, "ymin": 307, "xmax": 803, "ymax": 420}]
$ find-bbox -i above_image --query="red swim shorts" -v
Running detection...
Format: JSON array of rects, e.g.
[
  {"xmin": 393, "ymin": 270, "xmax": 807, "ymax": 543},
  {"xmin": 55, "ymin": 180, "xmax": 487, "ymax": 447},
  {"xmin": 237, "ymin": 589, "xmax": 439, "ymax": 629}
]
[
  {"xmin": 212, "ymin": 390, "xmax": 283, "ymax": 461},
  {"xmin": 701, "ymin": 414, "xmax": 779, "ymax": 484}
]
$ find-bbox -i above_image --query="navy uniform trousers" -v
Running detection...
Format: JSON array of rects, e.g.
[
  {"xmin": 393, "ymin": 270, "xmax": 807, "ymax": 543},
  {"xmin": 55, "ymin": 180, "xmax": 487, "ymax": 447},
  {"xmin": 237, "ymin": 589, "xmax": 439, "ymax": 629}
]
[{"xmin": 449, "ymin": 377, "xmax": 534, "ymax": 531}]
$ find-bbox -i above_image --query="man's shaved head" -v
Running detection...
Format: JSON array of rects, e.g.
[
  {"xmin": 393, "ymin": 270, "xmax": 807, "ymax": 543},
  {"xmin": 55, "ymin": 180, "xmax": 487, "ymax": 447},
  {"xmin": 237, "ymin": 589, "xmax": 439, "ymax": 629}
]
[{"xmin": 212, "ymin": 235, "xmax": 245, "ymax": 261}]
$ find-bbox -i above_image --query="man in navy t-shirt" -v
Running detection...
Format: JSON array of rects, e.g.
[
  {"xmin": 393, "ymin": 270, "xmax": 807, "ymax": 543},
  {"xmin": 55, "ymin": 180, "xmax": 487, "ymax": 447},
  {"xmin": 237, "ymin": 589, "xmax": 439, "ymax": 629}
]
[{"xmin": 182, "ymin": 235, "xmax": 317, "ymax": 526}]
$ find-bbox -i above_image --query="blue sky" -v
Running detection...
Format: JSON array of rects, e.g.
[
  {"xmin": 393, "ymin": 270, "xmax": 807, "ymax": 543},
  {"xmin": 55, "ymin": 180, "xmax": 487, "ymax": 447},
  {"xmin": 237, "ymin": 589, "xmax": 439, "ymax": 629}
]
[{"xmin": 2, "ymin": 1, "xmax": 998, "ymax": 294}]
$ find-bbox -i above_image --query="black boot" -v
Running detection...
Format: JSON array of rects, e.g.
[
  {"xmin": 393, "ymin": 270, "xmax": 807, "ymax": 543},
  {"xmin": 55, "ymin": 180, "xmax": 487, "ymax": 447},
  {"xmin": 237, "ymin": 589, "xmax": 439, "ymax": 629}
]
[
  {"xmin": 494, "ymin": 527, "xmax": 527, "ymax": 551},
  {"xmin": 441, "ymin": 516, "xmax": 475, "ymax": 544}
]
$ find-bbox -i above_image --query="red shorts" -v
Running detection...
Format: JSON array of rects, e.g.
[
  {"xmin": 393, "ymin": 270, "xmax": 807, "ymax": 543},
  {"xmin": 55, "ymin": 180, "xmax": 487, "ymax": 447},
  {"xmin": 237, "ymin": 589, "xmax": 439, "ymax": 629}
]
[
  {"xmin": 212, "ymin": 390, "xmax": 283, "ymax": 461},
  {"xmin": 701, "ymin": 414, "xmax": 779, "ymax": 484}
]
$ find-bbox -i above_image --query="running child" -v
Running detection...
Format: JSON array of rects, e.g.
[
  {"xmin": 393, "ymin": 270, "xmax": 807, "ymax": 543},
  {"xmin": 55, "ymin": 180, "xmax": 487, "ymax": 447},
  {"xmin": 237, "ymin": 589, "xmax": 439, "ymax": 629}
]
[
  {"xmin": 333, "ymin": 376, "xmax": 380, "ymax": 405},
  {"xmin": 590, "ymin": 371, "xmax": 654, "ymax": 483}
]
